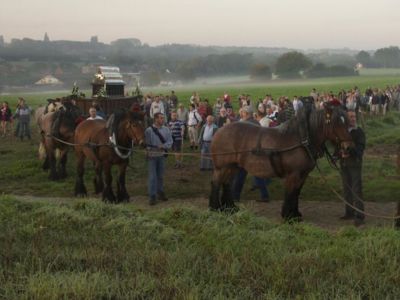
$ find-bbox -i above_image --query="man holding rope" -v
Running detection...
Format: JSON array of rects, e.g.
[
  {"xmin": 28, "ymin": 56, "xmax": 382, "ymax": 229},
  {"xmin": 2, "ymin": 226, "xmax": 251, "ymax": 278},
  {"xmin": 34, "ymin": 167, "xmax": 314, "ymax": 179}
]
[{"xmin": 339, "ymin": 109, "xmax": 366, "ymax": 226}]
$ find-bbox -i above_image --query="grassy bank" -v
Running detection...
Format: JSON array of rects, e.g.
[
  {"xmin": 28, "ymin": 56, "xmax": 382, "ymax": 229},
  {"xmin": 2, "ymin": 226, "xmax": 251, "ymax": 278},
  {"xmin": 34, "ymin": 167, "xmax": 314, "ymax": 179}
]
[{"xmin": 1, "ymin": 195, "xmax": 400, "ymax": 299}]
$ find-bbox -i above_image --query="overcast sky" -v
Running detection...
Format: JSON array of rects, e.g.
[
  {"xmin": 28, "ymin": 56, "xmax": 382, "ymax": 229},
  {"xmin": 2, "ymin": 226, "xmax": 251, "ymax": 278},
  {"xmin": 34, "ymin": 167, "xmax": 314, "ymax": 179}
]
[{"xmin": 1, "ymin": 0, "xmax": 399, "ymax": 50}]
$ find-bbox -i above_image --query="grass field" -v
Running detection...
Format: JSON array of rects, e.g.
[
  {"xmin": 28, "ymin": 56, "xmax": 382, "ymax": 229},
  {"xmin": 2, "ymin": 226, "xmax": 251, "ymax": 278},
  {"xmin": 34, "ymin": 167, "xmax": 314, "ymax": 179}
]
[
  {"xmin": 1, "ymin": 76, "xmax": 400, "ymax": 298},
  {"xmin": 1, "ymin": 195, "xmax": 400, "ymax": 299}
]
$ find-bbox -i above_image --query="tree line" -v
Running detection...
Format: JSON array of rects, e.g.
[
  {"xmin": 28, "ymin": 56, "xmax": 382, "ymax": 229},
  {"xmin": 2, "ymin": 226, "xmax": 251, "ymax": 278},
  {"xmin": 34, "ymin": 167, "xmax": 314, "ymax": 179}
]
[{"xmin": 0, "ymin": 36, "xmax": 399, "ymax": 87}]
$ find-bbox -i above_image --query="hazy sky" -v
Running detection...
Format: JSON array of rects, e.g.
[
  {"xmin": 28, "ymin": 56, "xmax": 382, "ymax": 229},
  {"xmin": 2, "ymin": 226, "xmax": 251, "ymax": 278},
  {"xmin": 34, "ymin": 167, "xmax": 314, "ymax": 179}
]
[{"xmin": 1, "ymin": 0, "xmax": 399, "ymax": 49}]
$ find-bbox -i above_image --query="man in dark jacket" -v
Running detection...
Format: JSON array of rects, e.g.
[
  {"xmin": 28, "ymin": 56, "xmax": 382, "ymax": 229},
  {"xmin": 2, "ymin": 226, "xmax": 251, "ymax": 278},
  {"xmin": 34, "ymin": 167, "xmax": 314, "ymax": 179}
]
[{"xmin": 339, "ymin": 110, "xmax": 366, "ymax": 226}]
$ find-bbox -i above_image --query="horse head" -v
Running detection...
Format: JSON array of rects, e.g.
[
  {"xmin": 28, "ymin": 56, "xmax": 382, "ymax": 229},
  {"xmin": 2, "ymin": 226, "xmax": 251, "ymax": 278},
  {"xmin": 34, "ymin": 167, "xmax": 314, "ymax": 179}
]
[
  {"xmin": 107, "ymin": 109, "xmax": 146, "ymax": 147},
  {"xmin": 126, "ymin": 111, "xmax": 146, "ymax": 146},
  {"xmin": 322, "ymin": 103, "xmax": 354, "ymax": 152}
]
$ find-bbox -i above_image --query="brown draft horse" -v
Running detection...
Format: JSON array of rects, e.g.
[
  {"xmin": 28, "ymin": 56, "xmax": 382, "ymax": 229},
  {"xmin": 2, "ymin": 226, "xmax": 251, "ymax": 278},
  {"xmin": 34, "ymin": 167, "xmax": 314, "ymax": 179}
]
[
  {"xmin": 74, "ymin": 109, "xmax": 145, "ymax": 203},
  {"xmin": 209, "ymin": 104, "xmax": 354, "ymax": 221},
  {"xmin": 36, "ymin": 99, "xmax": 82, "ymax": 180}
]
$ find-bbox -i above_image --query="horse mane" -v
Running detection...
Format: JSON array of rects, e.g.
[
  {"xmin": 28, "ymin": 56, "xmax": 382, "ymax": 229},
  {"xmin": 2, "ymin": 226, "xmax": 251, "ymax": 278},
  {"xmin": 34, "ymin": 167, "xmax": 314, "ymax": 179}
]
[
  {"xmin": 277, "ymin": 105, "xmax": 347, "ymax": 141},
  {"xmin": 51, "ymin": 103, "xmax": 80, "ymax": 137}
]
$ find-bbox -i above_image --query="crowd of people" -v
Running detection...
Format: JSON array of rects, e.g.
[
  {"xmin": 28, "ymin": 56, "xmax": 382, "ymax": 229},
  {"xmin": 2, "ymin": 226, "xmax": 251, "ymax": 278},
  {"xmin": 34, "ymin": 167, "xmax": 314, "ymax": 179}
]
[
  {"xmin": 1, "ymin": 98, "xmax": 32, "ymax": 140},
  {"xmin": 2, "ymin": 84, "xmax": 395, "ymax": 225},
  {"xmin": 139, "ymin": 87, "xmax": 374, "ymax": 226}
]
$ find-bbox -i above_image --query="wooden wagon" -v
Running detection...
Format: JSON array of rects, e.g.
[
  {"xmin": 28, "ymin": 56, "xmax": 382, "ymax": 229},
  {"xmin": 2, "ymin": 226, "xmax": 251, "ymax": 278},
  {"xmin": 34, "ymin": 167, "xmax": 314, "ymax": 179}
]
[{"xmin": 73, "ymin": 66, "xmax": 142, "ymax": 116}]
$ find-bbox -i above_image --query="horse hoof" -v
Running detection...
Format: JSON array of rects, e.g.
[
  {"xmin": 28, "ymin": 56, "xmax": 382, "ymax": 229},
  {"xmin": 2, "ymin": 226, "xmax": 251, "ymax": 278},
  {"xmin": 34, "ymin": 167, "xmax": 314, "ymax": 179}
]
[
  {"xmin": 284, "ymin": 216, "xmax": 303, "ymax": 224},
  {"xmin": 75, "ymin": 193, "xmax": 87, "ymax": 198}
]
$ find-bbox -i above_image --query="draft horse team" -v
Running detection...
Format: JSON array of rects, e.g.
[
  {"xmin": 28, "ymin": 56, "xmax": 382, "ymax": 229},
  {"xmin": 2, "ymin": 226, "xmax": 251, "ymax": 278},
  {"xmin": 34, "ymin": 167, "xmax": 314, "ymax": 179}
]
[{"xmin": 37, "ymin": 97, "xmax": 360, "ymax": 222}]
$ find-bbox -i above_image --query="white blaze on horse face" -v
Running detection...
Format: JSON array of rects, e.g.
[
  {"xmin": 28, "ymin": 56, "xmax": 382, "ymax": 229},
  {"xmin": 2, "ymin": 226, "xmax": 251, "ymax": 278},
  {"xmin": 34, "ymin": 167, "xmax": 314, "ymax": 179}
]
[{"xmin": 340, "ymin": 116, "xmax": 345, "ymax": 124}]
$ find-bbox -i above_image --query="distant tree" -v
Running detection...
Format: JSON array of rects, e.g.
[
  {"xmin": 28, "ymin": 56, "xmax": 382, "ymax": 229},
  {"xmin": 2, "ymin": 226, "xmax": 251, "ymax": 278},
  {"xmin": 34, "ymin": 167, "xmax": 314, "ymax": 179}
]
[
  {"xmin": 111, "ymin": 38, "xmax": 142, "ymax": 49},
  {"xmin": 250, "ymin": 63, "xmax": 272, "ymax": 79},
  {"xmin": 90, "ymin": 36, "xmax": 98, "ymax": 44},
  {"xmin": 175, "ymin": 62, "xmax": 197, "ymax": 81},
  {"xmin": 305, "ymin": 63, "xmax": 329, "ymax": 78},
  {"xmin": 374, "ymin": 46, "xmax": 400, "ymax": 68},
  {"xmin": 141, "ymin": 70, "xmax": 161, "ymax": 86},
  {"xmin": 355, "ymin": 50, "xmax": 373, "ymax": 67},
  {"xmin": 44, "ymin": 32, "xmax": 50, "ymax": 42},
  {"xmin": 275, "ymin": 51, "xmax": 312, "ymax": 78},
  {"xmin": 306, "ymin": 63, "xmax": 358, "ymax": 78},
  {"xmin": 328, "ymin": 65, "xmax": 358, "ymax": 77}
]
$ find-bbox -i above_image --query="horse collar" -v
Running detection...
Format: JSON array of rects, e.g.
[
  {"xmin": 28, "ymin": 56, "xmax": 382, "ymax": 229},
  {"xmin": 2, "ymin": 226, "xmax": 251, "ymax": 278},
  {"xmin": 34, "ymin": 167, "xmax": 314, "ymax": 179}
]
[{"xmin": 109, "ymin": 133, "xmax": 133, "ymax": 160}]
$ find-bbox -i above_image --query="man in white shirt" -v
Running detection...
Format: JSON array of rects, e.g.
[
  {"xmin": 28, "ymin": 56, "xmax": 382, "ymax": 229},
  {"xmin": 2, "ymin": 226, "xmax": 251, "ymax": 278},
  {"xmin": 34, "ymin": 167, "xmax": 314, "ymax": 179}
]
[
  {"xmin": 198, "ymin": 115, "xmax": 218, "ymax": 171},
  {"xmin": 292, "ymin": 96, "xmax": 303, "ymax": 115},
  {"xmin": 87, "ymin": 107, "xmax": 103, "ymax": 120},
  {"xmin": 150, "ymin": 96, "xmax": 165, "ymax": 120},
  {"xmin": 187, "ymin": 104, "xmax": 202, "ymax": 150}
]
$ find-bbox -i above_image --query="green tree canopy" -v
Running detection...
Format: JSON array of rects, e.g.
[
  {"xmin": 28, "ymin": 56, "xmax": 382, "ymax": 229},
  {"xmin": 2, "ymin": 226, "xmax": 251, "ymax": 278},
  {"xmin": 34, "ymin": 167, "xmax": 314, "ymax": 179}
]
[
  {"xmin": 250, "ymin": 63, "xmax": 272, "ymax": 79},
  {"xmin": 275, "ymin": 51, "xmax": 312, "ymax": 78}
]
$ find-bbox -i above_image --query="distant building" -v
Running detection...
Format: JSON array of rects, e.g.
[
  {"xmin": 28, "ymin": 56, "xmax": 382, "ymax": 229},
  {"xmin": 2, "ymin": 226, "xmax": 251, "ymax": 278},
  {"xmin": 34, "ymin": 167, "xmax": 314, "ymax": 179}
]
[
  {"xmin": 355, "ymin": 63, "xmax": 363, "ymax": 71},
  {"xmin": 0, "ymin": 35, "xmax": 4, "ymax": 47},
  {"xmin": 35, "ymin": 75, "xmax": 62, "ymax": 85},
  {"xmin": 44, "ymin": 32, "xmax": 50, "ymax": 42}
]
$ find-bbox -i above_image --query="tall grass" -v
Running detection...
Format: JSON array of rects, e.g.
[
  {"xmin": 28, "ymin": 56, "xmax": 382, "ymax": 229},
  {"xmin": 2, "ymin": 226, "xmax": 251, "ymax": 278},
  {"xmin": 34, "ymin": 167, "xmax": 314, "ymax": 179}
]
[{"xmin": 1, "ymin": 195, "xmax": 400, "ymax": 299}]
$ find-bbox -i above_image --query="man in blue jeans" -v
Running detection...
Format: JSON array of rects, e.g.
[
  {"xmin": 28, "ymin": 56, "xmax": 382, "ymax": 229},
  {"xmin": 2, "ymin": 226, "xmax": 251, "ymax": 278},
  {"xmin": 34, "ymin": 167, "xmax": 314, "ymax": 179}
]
[{"xmin": 145, "ymin": 112, "xmax": 173, "ymax": 205}]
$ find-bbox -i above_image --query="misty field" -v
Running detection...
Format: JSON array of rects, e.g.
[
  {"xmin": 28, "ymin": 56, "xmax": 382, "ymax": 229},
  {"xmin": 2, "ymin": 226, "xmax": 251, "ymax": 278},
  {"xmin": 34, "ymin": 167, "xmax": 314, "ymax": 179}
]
[{"xmin": 1, "ymin": 76, "xmax": 400, "ymax": 299}]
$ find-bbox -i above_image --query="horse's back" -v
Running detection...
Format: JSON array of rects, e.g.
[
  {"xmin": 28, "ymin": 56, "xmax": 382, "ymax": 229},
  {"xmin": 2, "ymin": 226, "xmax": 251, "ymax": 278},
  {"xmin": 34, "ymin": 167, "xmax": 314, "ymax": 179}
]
[{"xmin": 75, "ymin": 119, "xmax": 107, "ymax": 144}]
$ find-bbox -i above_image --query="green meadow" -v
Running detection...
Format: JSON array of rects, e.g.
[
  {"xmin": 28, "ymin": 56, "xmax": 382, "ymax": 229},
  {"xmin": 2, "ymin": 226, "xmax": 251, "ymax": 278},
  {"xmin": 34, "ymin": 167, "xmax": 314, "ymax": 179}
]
[{"xmin": 1, "ymin": 74, "xmax": 400, "ymax": 299}]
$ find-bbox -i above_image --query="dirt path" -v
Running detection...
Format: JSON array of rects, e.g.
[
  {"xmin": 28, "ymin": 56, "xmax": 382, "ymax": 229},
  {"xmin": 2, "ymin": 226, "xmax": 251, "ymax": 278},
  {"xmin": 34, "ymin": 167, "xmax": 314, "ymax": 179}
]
[{"xmin": 14, "ymin": 195, "xmax": 398, "ymax": 231}]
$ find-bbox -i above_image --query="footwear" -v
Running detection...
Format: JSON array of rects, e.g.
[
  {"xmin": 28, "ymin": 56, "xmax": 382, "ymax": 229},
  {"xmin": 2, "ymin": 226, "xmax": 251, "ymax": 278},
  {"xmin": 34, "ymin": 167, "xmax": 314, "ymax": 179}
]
[
  {"xmin": 354, "ymin": 218, "xmax": 365, "ymax": 227},
  {"xmin": 149, "ymin": 196, "xmax": 156, "ymax": 206},
  {"xmin": 158, "ymin": 192, "xmax": 168, "ymax": 201},
  {"xmin": 256, "ymin": 198, "xmax": 269, "ymax": 203},
  {"xmin": 339, "ymin": 214, "xmax": 354, "ymax": 220}
]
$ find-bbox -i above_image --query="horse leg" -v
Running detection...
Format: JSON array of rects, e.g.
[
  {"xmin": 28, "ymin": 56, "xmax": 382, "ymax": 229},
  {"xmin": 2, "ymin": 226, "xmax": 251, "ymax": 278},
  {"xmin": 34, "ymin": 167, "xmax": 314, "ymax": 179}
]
[
  {"xmin": 47, "ymin": 147, "xmax": 58, "ymax": 181},
  {"xmin": 209, "ymin": 166, "xmax": 238, "ymax": 212},
  {"xmin": 102, "ymin": 162, "xmax": 116, "ymax": 203},
  {"xmin": 42, "ymin": 155, "xmax": 50, "ymax": 171},
  {"xmin": 396, "ymin": 201, "xmax": 400, "ymax": 229},
  {"xmin": 221, "ymin": 182, "xmax": 239, "ymax": 213},
  {"xmin": 281, "ymin": 172, "xmax": 306, "ymax": 222},
  {"xmin": 116, "ymin": 163, "xmax": 130, "ymax": 203},
  {"xmin": 93, "ymin": 162, "xmax": 104, "ymax": 194},
  {"xmin": 57, "ymin": 148, "xmax": 68, "ymax": 179},
  {"xmin": 209, "ymin": 182, "xmax": 221, "ymax": 211},
  {"xmin": 74, "ymin": 152, "xmax": 87, "ymax": 197}
]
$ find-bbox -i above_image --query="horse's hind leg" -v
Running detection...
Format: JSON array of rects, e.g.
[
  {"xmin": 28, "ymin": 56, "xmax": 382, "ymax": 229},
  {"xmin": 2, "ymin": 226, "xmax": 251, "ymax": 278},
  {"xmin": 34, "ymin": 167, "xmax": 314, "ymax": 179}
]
[
  {"xmin": 209, "ymin": 181, "xmax": 221, "ymax": 211},
  {"xmin": 42, "ymin": 155, "xmax": 50, "ymax": 171},
  {"xmin": 57, "ymin": 148, "xmax": 68, "ymax": 179},
  {"xmin": 74, "ymin": 151, "xmax": 87, "ymax": 197},
  {"xmin": 221, "ymin": 183, "xmax": 239, "ymax": 213},
  {"xmin": 102, "ymin": 162, "xmax": 116, "ymax": 203},
  {"xmin": 93, "ymin": 162, "xmax": 104, "ymax": 195},
  {"xmin": 209, "ymin": 166, "xmax": 238, "ymax": 212},
  {"xmin": 281, "ymin": 172, "xmax": 306, "ymax": 222},
  {"xmin": 116, "ymin": 163, "xmax": 129, "ymax": 203}
]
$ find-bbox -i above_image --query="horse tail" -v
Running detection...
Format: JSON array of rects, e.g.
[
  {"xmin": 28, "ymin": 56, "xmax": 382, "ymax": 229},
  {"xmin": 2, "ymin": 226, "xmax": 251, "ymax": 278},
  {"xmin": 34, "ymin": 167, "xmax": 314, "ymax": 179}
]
[{"xmin": 38, "ymin": 142, "xmax": 46, "ymax": 160}]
